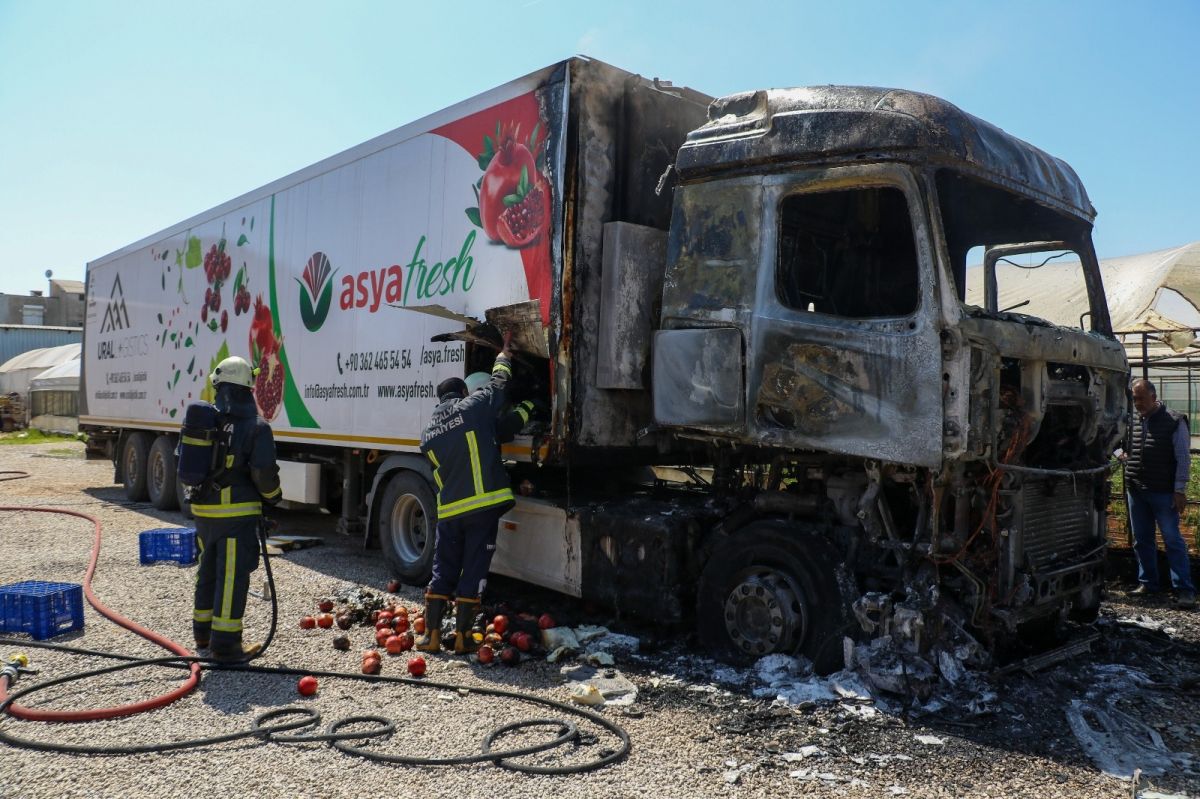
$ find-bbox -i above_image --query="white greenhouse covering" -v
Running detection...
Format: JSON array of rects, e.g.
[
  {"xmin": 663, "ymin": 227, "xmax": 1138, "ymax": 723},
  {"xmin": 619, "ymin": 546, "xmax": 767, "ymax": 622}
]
[{"xmin": 0, "ymin": 343, "xmax": 81, "ymax": 395}]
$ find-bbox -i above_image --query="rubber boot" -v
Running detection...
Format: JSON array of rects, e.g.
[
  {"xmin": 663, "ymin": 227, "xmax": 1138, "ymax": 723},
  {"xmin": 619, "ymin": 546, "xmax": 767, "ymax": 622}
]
[
  {"xmin": 453, "ymin": 598, "xmax": 481, "ymax": 655},
  {"xmin": 415, "ymin": 593, "xmax": 448, "ymax": 653},
  {"xmin": 210, "ymin": 642, "xmax": 262, "ymax": 663}
]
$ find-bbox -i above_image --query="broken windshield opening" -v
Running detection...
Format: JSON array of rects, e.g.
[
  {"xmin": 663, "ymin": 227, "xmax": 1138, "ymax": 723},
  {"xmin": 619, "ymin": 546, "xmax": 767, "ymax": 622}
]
[
  {"xmin": 937, "ymin": 170, "xmax": 1101, "ymax": 331},
  {"xmin": 776, "ymin": 185, "xmax": 919, "ymax": 319}
]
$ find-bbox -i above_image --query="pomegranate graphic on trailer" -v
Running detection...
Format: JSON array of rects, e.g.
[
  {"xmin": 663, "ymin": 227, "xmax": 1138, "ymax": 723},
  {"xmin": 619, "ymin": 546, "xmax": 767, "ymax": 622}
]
[
  {"xmin": 249, "ymin": 294, "xmax": 284, "ymax": 421},
  {"xmin": 434, "ymin": 92, "xmax": 553, "ymax": 326}
]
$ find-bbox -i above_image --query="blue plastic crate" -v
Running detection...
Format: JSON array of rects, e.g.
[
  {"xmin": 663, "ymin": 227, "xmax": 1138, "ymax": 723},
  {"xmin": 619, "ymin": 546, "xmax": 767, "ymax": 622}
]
[
  {"xmin": 0, "ymin": 581, "xmax": 84, "ymax": 640},
  {"xmin": 139, "ymin": 528, "xmax": 197, "ymax": 566}
]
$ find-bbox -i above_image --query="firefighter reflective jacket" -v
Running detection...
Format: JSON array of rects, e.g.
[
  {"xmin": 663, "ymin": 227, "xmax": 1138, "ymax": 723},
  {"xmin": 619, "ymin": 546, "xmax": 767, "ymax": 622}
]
[
  {"xmin": 420, "ymin": 354, "xmax": 516, "ymax": 520},
  {"xmin": 190, "ymin": 392, "xmax": 282, "ymax": 518}
]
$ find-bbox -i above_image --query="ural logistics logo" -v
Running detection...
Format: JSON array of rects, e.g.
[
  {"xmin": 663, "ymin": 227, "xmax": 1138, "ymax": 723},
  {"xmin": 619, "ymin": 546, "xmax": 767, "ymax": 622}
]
[
  {"xmin": 100, "ymin": 274, "xmax": 130, "ymax": 333},
  {"xmin": 297, "ymin": 252, "xmax": 336, "ymax": 332}
]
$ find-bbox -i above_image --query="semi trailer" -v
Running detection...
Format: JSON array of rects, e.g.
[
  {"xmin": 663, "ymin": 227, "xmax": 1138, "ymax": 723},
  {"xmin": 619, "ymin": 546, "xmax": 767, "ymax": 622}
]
[{"xmin": 82, "ymin": 57, "xmax": 1127, "ymax": 672}]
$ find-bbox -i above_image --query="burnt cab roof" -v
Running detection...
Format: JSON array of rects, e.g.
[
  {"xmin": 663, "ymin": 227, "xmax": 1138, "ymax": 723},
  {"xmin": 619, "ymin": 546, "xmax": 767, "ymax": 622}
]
[{"xmin": 676, "ymin": 85, "xmax": 1095, "ymax": 222}]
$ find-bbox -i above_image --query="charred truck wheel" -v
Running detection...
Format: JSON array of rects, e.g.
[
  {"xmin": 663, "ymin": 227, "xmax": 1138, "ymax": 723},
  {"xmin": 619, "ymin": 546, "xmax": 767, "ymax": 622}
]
[
  {"xmin": 146, "ymin": 435, "xmax": 179, "ymax": 511},
  {"xmin": 120, "ymin": 431, "xmax": 152, "ymax": 502},
  {"xmin": 378, "ymin": 471, "xmax": 436, "ymax": 585},
  {"xmin": 697, "ymin": 522, "xmax": 851, "ymax": 674}
]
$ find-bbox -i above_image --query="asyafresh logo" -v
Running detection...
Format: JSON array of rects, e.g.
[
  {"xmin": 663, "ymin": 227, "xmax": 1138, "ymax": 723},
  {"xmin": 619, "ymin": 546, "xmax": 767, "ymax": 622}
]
[
  {"xmin": 297, "ymin": 252, "xmax": 336, "ymax": 332},
  {"xmin": 100, "ymin": 274, "xmax": 130, "ymax": 333}
]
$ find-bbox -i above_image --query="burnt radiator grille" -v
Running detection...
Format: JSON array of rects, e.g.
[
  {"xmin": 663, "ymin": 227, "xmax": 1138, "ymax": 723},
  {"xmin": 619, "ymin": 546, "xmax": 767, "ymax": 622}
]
[{"xmin": 1020, "ymin": 480, "xmax": 1096, "ymax": 569}]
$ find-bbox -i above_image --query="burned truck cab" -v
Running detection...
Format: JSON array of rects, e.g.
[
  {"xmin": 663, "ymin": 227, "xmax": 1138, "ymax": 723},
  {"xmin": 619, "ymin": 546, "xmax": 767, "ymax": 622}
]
[{"xmin": 653, "ymin": 86, "xmax": 1127, "ymax": 667}]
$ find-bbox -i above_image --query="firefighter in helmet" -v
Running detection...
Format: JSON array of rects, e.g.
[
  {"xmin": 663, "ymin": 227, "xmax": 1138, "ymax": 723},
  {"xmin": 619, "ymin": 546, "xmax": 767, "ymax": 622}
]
[{"xmin": 190, "ymin": 355, "xmax": 282, "ymax": 662}]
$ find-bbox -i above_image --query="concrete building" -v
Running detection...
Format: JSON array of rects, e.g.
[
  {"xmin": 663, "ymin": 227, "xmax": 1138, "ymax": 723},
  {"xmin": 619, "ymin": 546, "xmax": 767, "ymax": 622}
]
[{"xmin": 0, "ymin": 277, "xmax": 86, "ymax": 328}]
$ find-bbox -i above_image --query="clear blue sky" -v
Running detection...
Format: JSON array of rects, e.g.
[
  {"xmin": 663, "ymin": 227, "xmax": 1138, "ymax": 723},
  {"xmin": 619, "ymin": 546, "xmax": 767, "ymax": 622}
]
[{"xmin": 1, "ymin": 0, "xmax": 1196, "ymax": 296}]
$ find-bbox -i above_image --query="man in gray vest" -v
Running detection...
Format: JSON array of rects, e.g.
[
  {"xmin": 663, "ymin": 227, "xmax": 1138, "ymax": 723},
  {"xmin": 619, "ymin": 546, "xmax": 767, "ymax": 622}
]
[{"xmin": 1126, "ymin": 378, "xmax": 1195, "ymax": 608}]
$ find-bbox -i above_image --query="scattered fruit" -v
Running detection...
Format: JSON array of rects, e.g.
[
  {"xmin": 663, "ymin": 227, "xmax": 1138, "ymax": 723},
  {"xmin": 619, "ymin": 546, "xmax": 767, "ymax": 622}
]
[
  {"xmin": 362, "ymin": 658, "xmax": 381, "ymax": 675},
  {"xmin": 484, "ymin": 632, "xmax": 503, "ymax": 645},
  {"xmin": 512, "ymin": 632, "xmax": 533, "ymax": 652},
  {"xmin": 332, "ymin": 634, "xmax": 351, "ymax": 651},
  {"xmin": 398, "ymin": 632, "xmax": 414, "ymax": 651},
  {"xmin": 500, "ymin": 646, "xmax": 519, "ymax": 666},
  {"xmin": 393, "ymin": 616, "xmax": 409, "ymax": 633},
  {"xmin": 299, "ymin": 615, "xmax": 317, "ymax": 630},
  {"xmin": 413, "ymin": 617, "xmax": 426, "ymax": 635},
  {"xmin": 375, "ymin": 619, "xmax": 393, "ymax": 632},
  {"xmin": 385, "ymin": 635, "xmax": 404, "ymax": 655},
  {"xmin": 492, "ymin": 615, "xmax": 509, "ymax": 635},
  {"xmin": 335, "ymin": 614, "xmax": 353, "ymax": 630},
  {"xmin": 378, "ymin": 611, "xmax": 394, "ymax": 625},
  {"xmin": 407, "ymin": 656, "xmax": 427, "ymax": 677},
  {"xmin": 318, "ymin": 599, "xmax": 335, "ymax": 613},
  {"xmin": 375, "ymin": 629, "xmax": 391, "ymax": 647},
  {"xmin": 477, "ymin": 644, "xmax": 495, "ymax": 664},
  {"xmin": 317, "ymin": 613, "xmax": 334, "ymax": 629},
  {"xmin": 386, "ymin": 579, "xmax": 401, "ymax": 593},
  {"xmin": 297, "ymin": 676, "xmax": 318, "ymax": 696},
  {"xmin": 538, "ymin": 613, "xmax": 556, "ymax": 630}
]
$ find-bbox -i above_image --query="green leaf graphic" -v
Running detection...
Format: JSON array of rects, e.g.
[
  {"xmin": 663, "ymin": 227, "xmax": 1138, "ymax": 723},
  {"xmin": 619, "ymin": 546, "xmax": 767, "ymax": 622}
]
[
  {"xmin": 169, "ymin": 408, "xmax": 177, "ymax": 418},
  {"xmin": 187, "ymin": 357, "xmax": 194, "ymax": 373},
  {"xmin": 465, "ymin": 207, "xmax": 481, "ymax": 227},
  {"xmin": 184, "ymin": 337, "xmax": 193, "ymax": 347},
  {"xmin": 185, "ymin": 236, "xmax": 202, "ymax": 269},
  {"xmin": 503, "ymin": 193, "xmax": 520, "ymax": 207},
  {"xmin": 237, "ymin": 234, "xmax": 248, "ymax": 246},
  {"xmin": 157, "ymin": 313, "xmax": 162, "ymax": 324}
]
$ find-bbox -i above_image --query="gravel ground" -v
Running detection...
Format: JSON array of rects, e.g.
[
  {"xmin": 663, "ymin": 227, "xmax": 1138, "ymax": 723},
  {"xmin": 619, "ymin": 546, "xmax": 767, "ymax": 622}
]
[{"xmin": 1, "ymin": 440, "xmax": 1199, "ymax": 799}]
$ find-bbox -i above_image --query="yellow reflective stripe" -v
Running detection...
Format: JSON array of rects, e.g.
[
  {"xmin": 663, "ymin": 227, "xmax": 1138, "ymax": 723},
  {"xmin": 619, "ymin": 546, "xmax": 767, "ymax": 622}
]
[
  {"xmin": 437, "ymin": 487, "xmax": 514, "ymax": 518},
  {"xmin": 427, "ymin": 451, "xmax": 443, "ymax": 490},
  {"xmin": 515, "ymin": 406, "xmax": 530, "ymax": 424},
  {"xmin": 221, "ymin": 485, "xmax": 231, "ymax": 505},
  {"xmin": 225, "ymin": 454, "xmax": 235, "ymax": 468},
  {"xmin": 191, "ymin": 502, "xmax": 262, "ymax": 518},
  {"xmin": 212, "ymin": 617, "xmax": 242, "ymax": 633},
  {"xmin": 466, "ymin": 431, "xmax": 484, "ymax": 495},
  {"xmin": 182, "ymin": 436, "xmax": 212, "ymax": 447},
  {"xmin": 492, "ymin": 361, "xmax": 512, "ymax": 377},
  {"xmin": 262, "ymin": 485, "xmax": 281, "ymax": 500},
  {"xmin": 220, "ymin": 538, "xmax": 236, "ymax": 623},
  {"xmin": 193, "ymin": 609, "xmax": 212, "ymax": 622}
]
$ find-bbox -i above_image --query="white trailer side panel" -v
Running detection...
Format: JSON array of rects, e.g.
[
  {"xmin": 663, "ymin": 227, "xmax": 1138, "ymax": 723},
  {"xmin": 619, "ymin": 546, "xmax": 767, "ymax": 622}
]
[{"xmin": 83, "ymin": 67, "xmax": 566, "ymax": 452}]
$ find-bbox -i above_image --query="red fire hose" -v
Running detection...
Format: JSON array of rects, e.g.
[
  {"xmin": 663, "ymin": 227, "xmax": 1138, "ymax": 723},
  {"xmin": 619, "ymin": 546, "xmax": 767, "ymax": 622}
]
[{"xmin": 0, "ymin": 498, "xmax": 201, "ymax": 721}]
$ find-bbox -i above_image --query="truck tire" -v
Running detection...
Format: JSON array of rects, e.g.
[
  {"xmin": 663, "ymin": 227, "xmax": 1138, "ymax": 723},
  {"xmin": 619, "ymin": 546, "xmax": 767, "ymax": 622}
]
[
  {"xmin": 377, "ymin": 472, "xmax": 437, "ymax": 585},
  {"xmin": 121, "ymin": 432, "xmax": 153, "ymax": 502},
  {"xmin": 147, "ymin": 436, "xmax": 179, "ymax": 510},
  {"xmin": 696, "ymin": 522, "xmax": 850, "ymax": 674}
]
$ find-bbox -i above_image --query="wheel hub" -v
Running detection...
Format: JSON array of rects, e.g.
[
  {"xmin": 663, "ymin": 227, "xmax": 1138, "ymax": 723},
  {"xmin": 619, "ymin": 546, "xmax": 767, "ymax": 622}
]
[
  {"xmin": 722, "ymin": 571, "xmax": 807, "ymax": 657},
  {"xmin": 390, "ymin": 495, "xmax": 428, "ymax": 561}
]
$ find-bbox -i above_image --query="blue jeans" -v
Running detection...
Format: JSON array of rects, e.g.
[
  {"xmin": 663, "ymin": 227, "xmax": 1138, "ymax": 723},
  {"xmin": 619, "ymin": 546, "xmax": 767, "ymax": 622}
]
[{"xmin": 1128, "ymin": 489, "xmax": 1195, "ymax": 592}]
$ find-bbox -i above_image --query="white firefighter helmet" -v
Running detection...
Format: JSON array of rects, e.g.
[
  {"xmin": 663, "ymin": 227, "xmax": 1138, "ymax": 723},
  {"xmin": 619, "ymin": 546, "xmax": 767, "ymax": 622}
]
[
  {"xmin": 464, "ymin": 371, "xmax": 490, "ymax": 393},
  {"xmin": 210, "ymin": 356, "xmax": 256, "ymax": 389}
]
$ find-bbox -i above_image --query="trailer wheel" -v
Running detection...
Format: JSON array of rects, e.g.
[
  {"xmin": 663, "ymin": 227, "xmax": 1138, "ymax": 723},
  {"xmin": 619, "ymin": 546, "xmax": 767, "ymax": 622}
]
[
  {"xmin": 378, "ymin": 472, "xmax": 436, "ymax": 585},
  {"xmin": 147, "ymin": 436, "xmax": 179, "ymax": 510},
  {"xmin": 696, "ymin": 523, "xmax": 850, "ymax": 674},
  {"xmin": 121, "ymin": 432, "xmax": 153, "ymax": 502}
]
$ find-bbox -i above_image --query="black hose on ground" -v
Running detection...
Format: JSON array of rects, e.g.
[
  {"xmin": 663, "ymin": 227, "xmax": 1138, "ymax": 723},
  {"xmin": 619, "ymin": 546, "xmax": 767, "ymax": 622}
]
[{"xmin": 0, "ymin": 508, "xmax": 629, "ymax": 773}]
